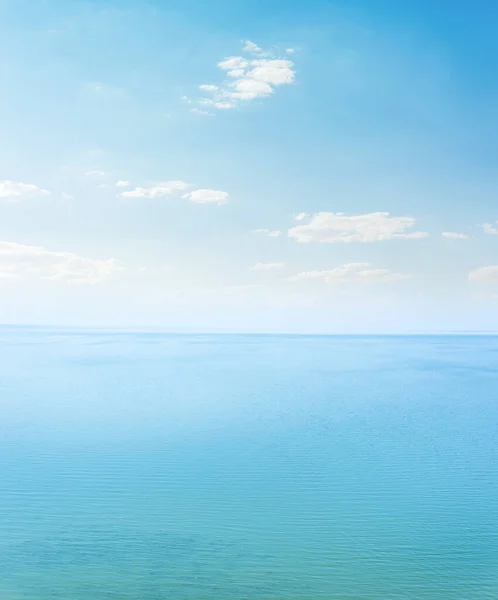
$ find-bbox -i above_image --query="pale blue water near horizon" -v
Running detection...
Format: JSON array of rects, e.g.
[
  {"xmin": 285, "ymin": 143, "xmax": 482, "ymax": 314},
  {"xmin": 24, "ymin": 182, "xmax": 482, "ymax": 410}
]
[{"xmin": 0, "ymin": 330, "xmax": 497, "ymax": 599}]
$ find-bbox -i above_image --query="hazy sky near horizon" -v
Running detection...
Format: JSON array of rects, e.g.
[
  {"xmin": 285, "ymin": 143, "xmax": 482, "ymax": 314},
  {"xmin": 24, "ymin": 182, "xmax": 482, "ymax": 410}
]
[{"xmin": 1, "ymin": 0, "xmax": 498, "ymax": 332}]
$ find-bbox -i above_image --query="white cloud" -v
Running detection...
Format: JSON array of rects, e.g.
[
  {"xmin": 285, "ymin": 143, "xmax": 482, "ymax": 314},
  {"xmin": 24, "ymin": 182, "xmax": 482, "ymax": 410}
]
[
  {"xmin": 482, "ymin": 221, "xmax": 498, "ymax": 235},
  {"xmin": 189, "ymin": 108, "xmax": 214, "ymax": 116},
  {"xmin": 469, "ymin": 266, "xmax": 498, "ymax": 283},
  {"xmin": 121, "ymin": 181, "xmax": 189, "ymax": 198},
  {"xmin": 250, "ymin": 262, "xmax": 285, "ymax": 271},
  {"xmin": 85, "ymin": 170, "xmax": 107, "ymax": 178},
  {"xmin": 286, "ymin": 48, "xmax": 296, "ymax": 54},
  {"xmin": 229, "ymin": 78, "xmax": 273, "ymax": 100},
  {"xmin": 0, "ymin": 180, "xmax": 50, "ymax": 201},
  {"xmin": 0, "ymin": 241, "xmax": 124, "ymax": 284},
  {"xmin": 192, "ymin": 41, "xmax": 295, "ymax": 111},
  {"xmin": 214, "ymin": 101, "xmax": 233, "ymax": 109},
  {"xmin": 116, "ymin": 180, "xmax": 131, "ymax": 188},
  {"xmin": 289, "ymin": 263, "xmax": 410, "ymax": 285},
  {"xmin": 242, "ymin": 40, "xmax": 268, "ymax": 56},
  {"xmin": 288, "ymin": 212, "xmax": 428, "ymax": 243},
  {"xmin": 246, "ymin": 59, "xmax": 295, "ymax": 85},
  {"xmin": 294, "ymin": 212, "xmax": 309, "ymax": 221},
  {"xmin": 119, "ymin": 181, "xmax": 227, "ymax": 204},
  {"xmin": 442, "ymin": 232, "xmax": 470, "ymax": 239},
  {"xmin": 255, "ymin": 229, "xmax": 281, "ymax": 237},
  {"xmin": 218, "ymin": 56, "xmax": 249, "ymax": 71},
  {"xmin": 182, "ymin": 189, "xmax": 229, "ymax": 205}
]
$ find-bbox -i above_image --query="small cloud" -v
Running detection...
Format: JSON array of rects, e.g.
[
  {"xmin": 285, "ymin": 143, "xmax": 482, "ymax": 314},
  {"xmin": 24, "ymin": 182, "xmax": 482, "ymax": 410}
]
[
  {"xmin": 294, "ymin": 212, "xmax": 309, "ymax": 221},
  {"xmin": 255, "ymin": 229, "xmax": 281, "ymax": 237},
  {"xmin": 116, "ymin": 180, "xmax": 131, "ymax": 188},
  {"xmin": 121, "ymin": 181, "xmax": 189, "ymax": 198},
  {"xmin": 442, "ymin": 232, "xmax": 470, "ymax": 240},
  {"xmin": 482, "ymin": 221, "xmax": 498, "ymax": 235},
  {"xmin": 182, "ymin": 189, "xmax": 229, "ymax": 205},
  {"xmin": 189, "ymin": 108, "xmax": 214, "ymax": 116},
  {"xmin": 61, "ymin": 192, "xmax": 74, "ymax": 200},
  {"xmin": 469, "ymin": 266, "xmax": 498, "ymax": 283},
  {"xmin": 85, "ymin": 170, "xmax": 107, "ymax": 178},
  {"xmin": 288, "ymin": 212, "xmax": 428, "ymax": 244},
  {"xmin": 289, "ymin": 263, "xmax": 410, "ymax": 285},
  {"xmin": 286, "ymin": 48, "xmax": 296, "ymax": 54},
  {"xmin": 250, "ymin": 262, "xmax": 285, "ymax": 271},
  {"xmin": 214, "ymin": 101, "xmax": 234, "ymax": 109},
  {"xmin": 0, "ymin": 180, "xmax": 50, "ymax": 201},
  {"xmin": 199, "ymin": 84, "xmax": 219, "ymax": 92}
]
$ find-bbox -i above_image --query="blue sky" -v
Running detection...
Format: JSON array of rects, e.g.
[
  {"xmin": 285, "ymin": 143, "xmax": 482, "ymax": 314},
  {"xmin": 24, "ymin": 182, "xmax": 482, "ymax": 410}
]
[{"xmin": 1, "ymin": 0, "xmax": 498, "ymax": 332}]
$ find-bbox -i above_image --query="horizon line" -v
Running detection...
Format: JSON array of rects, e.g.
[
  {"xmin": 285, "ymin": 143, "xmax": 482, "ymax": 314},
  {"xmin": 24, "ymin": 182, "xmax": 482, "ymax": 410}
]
[{"xmin": 1, "ymin": 325, "xmax": 498, "ymax": 336}]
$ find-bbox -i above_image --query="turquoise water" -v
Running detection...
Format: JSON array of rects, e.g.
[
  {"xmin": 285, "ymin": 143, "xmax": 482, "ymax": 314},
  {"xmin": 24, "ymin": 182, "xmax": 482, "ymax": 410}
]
[{"xmin": 0, "ymin": 331, "xmax": 497, "ymax": 599}]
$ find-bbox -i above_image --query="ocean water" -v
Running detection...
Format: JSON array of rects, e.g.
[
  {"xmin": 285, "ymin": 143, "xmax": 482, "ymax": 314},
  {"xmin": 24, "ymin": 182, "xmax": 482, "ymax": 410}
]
[{"xmin": 0, "ymin": 331, "xmax": 497, "ymax": 599}]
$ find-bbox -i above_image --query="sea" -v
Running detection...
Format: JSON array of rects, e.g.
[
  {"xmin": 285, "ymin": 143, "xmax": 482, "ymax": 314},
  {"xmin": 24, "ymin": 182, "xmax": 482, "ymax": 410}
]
[{"xmin": 0, "ymin": 330, "xmax": 497, "ymax": 599}]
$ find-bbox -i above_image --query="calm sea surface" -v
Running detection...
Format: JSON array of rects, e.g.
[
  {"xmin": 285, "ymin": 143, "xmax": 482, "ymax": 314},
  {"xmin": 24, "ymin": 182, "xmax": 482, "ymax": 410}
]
[{"xmin": 0, "ymin": 331, "xmax": 497, "ymax": 599}]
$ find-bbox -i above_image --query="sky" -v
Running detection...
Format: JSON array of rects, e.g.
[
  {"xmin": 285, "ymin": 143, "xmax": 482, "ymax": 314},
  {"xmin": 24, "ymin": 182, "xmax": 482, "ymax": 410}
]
[{"xmin": 1, "ymin": 0, "xmax": 498, "ymax": 333}]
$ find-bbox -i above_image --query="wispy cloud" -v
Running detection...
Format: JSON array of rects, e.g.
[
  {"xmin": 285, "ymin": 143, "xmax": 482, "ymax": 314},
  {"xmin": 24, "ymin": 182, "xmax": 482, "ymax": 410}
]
[
  {"xmin": 0, "ymin": 180, "xmax": 50, "ymax": 201},
  {"xmin": 0, "ymin": 241, "xmax": 123, "ymax": 284},
  {"xmin": 255, "ymin": 229, "xmax": 281, "ymax": 237},
  {"xmin": 121, "ymin": 181, "xmax": 189, "ymax": 198},
  {"xmin": 182, "ymin": 189, "xmax": 229, "ymax": 205},
  {"xmin": 189, "ymin": 107, "xmax": 214, "ymax": 116},
  {"xmin": 119, "ymin": 181, "xmax": 229, "ymax": 205},
  {"xmin": 442, "ymin": 232, "xmax": 470, "ymax": 239},
  {"xmin": 289, "ymin": 263, "xmax": 410, "ymax": 284},
  {"xmin": 469, "ymin": 266, "xmax": 498, "ymax": 283},
  {"xmin": 250, "ymin": 262, "xmax": 285, "ymax": 271},
  {"xmin": 288, "ymin": 212, "xmax": 428, "ymax": 243},
  {"xmin": 85, "ymin": 170, "xmax": 107, "ymax": 178}
]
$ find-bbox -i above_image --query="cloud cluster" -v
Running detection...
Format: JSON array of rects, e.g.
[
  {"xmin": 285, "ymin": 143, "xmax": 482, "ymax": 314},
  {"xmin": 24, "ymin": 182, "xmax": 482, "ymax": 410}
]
[
  {"xmin": 0, "ymin": 241, "xmax": 123, "ymax": 284},
  {"xmin": 191, "ymin": 41, "xmax": 295, "ymax": 112},
  {"xmin": 289, "ymin": 263, "xmax": 410, "ymax": 284},
  {"xmin": 0, "ymin": 180, "xmax": 50, "ymax": 201},
  {"xmin": 288, "ymin": 212, "xmax": 428, "ymax": 243}
]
